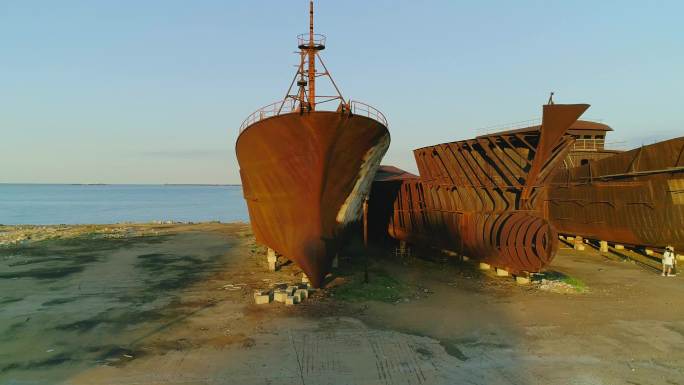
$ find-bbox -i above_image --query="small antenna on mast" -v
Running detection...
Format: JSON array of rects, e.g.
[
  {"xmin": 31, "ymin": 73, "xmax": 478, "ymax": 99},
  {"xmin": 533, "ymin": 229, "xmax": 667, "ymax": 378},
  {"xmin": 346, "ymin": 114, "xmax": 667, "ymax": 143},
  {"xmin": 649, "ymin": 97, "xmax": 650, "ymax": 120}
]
[
  {"xmin": 310, "ymin": 1, "xmax": 314, "ymax": 42},
  {"xmin": 306, "ymin": 0, "xmax": 316, "ymax": 110},
  {"xmin": 547, "ymin": 92, "xmax": 555, "ymax": 105}
]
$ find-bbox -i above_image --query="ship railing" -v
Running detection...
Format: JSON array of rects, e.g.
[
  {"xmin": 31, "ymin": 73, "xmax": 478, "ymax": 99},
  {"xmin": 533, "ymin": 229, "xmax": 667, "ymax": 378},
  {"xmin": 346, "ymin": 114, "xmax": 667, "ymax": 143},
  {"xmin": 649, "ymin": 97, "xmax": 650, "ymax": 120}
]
[
  {"xmin": 297, "ymin": 33, "xmax": 326, "ymax": 48},
  {"xmin": 475, "ymin": 118, "xmax": 541, "ymax": 135},
  {"xmin": 349, "ymin": 100, "xmax": 388, "ymax": 128},
  {"xmin": 572, "ymin": 138, "xmax": 606, "ymax": 151},
  {"xmin": 239, "ymin": 99, "xmax": 298, "ymax": 133},
  {"xmin": 239, "ymin": 99, "xmax": 388, "ymax": 134}
]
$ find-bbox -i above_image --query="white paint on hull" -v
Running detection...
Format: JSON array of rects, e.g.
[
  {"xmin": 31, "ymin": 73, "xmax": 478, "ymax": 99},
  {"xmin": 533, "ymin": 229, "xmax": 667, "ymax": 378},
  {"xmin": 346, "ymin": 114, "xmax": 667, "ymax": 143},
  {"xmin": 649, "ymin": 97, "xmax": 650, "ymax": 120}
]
[{"xmin": 335, "ymin": 133, "xmax": 391, "ymax": 225}]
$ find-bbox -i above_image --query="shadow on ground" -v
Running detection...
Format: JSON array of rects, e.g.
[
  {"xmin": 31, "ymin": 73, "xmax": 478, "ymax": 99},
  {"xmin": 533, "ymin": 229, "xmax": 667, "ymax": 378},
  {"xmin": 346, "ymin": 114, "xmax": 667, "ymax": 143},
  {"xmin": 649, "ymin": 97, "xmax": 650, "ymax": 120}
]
[{"xmin": 0, "ymin": 231, "xmax": 235, "ymax": 384}]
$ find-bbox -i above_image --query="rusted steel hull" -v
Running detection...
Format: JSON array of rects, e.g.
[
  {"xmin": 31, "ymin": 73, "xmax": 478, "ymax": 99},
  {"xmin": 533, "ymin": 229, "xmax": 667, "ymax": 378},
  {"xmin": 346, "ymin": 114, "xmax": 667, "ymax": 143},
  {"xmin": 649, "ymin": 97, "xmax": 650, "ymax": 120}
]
[
  {"xmin": 372, "ymin": 180, "xmax": 558, "ymax": 273},
  {"xmin": 369, "ymin": 104, "xmax": 588, "ymax": 273},
  {"xmin": 236, "ymin": 111, "xmax": 390, "ymax": 287},
  {"xmin": 547, "ymin": 136, "xmax": 684, "ymax": 250}
]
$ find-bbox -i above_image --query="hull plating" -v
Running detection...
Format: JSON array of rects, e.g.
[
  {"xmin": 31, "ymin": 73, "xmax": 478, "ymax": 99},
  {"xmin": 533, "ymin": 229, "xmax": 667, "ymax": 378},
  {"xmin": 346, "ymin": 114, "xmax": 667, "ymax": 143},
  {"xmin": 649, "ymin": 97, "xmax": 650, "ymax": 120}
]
[
  {"xmin": 375, "ymin": 181, "xmax": 557, "ymax": 274},
  {"xmin": 548, "ymin": 136, "xmax": 684, "ymax": 250},
  {"xmin": 236, "ymin": 111, "xmax": 389, "ymax": 287}
]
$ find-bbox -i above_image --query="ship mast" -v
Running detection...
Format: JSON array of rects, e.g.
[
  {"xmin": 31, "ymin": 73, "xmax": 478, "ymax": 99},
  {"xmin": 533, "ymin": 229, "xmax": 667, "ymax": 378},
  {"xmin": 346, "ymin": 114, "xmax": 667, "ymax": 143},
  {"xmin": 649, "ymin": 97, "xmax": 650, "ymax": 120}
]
[
  {"xmin": 307, "ymin": 0, "xmax": 316, "ymax": 110},
  {"xmin": 279, "ymin": 1, "xmax": 346, "ymax": 114}
]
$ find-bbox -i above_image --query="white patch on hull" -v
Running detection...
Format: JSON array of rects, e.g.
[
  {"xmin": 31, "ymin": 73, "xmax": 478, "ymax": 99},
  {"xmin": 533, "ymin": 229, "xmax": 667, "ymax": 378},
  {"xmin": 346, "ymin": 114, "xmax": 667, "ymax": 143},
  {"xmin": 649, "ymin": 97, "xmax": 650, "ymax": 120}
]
[{"xmin": 335, "ymin": 133, "xmax": 391, "ymax": 225}]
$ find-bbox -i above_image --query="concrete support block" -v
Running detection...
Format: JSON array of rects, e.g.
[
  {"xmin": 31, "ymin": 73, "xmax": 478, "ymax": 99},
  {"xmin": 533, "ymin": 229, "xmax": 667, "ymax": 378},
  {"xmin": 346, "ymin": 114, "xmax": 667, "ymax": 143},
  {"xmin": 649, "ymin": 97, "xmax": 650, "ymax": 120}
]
[
  {"xmin": 515, "ymin": 276, "xmax": 530, "ymax": 285},
  {"xmin": 295, "ymin": 289, "xmax": 308, "ymax": 301},
  {"xmin": 254, "ymin": 292, "xmax": 271, "ymax": 305},
  {"xmin": 462, "ymin": 255, "xmax": 470, "ymax": 262},
  {"xmin": 479, "ymin": 262, "xmax": 490, "ymax": 270},
  {"xmin": 495, "ymin": 268, "xmax": 509, "ymax": 277},
  {"xmin": 267, "ymin": 248, "xmax": 277, "ymax": 261},
  {"xmin": 559, "ymin": 235, "xmax": 565, "ymax": 240},
  {"xmin": 267, "ymin": 248, "xmax": 278, "ymax": 271},
  {"xmin": 599, "ymin": 240, "xmax": 608, "ymax": 253},
  {"xmin": 285, "ymin": 295, "xmax": 298, "ymax": 305},
  {"xmin": 274, "ymin": 290, "xmax": 288, "ymax": 303},
  {"xmin": 645, "ymin": 248, "xmax": 654, "ymax": 256},
  {"xmin": 573, "ymin": 236, "xmax": 584, "ymax": 251},
  {"xmin": 614, "ymin": 244, "xmax": 625, "ymax": 250},
  {"xmin": 395, "ymin": 241, "xmax": 411, "ymax": 258},
  {"xmin": 566, "ymin": 236, "xmax": 575, "ymax": 242}
]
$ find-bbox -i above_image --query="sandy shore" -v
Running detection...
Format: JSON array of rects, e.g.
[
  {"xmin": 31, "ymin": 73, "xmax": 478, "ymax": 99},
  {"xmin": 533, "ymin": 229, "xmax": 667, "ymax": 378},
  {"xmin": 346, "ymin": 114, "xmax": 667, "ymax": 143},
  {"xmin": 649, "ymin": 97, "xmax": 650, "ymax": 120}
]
[{"xmin": 1, "ymin": 223, "xmax": 683, "ymax": 384}]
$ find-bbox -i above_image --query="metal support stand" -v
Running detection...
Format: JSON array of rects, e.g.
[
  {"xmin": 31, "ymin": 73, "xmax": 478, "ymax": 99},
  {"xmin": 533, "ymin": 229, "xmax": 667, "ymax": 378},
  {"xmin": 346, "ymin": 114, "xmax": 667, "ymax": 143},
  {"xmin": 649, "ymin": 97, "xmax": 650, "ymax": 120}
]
[{"xmin": 363, "ymin": 197, "xmax": 369, "ymax": 284}]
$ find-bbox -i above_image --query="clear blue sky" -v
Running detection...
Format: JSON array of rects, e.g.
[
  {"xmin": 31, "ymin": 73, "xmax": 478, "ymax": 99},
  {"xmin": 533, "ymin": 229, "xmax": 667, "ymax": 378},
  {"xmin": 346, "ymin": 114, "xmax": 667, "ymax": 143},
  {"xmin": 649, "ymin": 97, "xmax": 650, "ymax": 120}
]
[{"xmin": 2, "ymin": 0, "xmax": 682, "ymax": 184}]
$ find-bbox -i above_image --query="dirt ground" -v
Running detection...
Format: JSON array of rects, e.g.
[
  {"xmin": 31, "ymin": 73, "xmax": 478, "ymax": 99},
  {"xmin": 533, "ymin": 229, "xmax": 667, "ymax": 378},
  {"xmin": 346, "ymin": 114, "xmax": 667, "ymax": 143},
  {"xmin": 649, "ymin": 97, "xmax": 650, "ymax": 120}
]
[{"xmin": 1, "ymin": 223, "xmax": 682, "ymax": 385}]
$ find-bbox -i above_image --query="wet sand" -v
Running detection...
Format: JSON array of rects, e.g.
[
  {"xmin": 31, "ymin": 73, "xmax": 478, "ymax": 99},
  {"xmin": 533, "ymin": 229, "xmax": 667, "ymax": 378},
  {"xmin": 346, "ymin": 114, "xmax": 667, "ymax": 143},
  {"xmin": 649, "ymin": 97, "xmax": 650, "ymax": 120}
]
[{"xmin": 1, "ymin": 223, "xmax": 683, "ymax": 384}]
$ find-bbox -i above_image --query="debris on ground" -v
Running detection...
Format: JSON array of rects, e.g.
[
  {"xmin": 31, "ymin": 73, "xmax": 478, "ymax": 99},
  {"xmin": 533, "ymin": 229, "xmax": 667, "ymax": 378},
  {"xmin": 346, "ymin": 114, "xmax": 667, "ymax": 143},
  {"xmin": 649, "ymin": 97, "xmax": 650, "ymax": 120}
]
[{"xmin": 253, "ymin": 282, "xmax": 315, "ymax": 305}]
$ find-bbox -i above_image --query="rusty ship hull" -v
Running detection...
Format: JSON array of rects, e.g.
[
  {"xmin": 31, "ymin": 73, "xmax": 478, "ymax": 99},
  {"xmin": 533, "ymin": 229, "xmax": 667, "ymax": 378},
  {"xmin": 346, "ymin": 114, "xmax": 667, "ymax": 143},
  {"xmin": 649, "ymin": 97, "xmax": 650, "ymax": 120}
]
[
  {"xmin": 236, "ymin": 2, "xmax": 390, "ymax": 287},
  {"xmin": 237, "ymin": 111, "xmax": 389, "ymax": 287},
  {"xmin": 368, "ymin": 103, "xmax": 589, "ymax": 274},
  {"xmin": 370, "ymin": 179, "xmax": 559, "ymax": 273},
  {"xmin": 548, "ymin": 136, "xmax": 684, "ymax": 251}
]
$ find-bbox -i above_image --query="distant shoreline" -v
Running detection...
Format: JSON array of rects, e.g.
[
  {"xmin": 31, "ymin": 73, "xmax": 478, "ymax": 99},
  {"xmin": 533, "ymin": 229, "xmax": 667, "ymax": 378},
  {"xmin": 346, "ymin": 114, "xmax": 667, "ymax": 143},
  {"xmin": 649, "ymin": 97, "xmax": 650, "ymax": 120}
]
[
  {"xmin": 0, "ymin": 220, "xmax": 250, "ymax": 228},
  {"xmin": 0, "ymin": 222, "xmax": 250, "ymax": 247},
  {"xmin": 0, "ymin": 183, "xmax": 243, "ymax": 186}
]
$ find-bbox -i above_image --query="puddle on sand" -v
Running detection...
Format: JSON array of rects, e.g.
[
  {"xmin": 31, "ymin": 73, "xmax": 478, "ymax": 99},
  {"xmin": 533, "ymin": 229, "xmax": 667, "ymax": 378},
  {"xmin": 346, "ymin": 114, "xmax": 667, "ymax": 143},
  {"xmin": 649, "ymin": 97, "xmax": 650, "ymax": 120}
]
[{"xmin": 0, "ymin": 232, "xmax": 235, "ymax": 384}]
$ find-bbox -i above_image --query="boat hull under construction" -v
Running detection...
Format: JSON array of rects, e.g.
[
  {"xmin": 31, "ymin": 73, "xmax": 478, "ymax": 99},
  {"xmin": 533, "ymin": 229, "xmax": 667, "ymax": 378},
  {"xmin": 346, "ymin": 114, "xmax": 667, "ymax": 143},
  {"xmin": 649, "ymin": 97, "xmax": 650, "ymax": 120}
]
[
  {"xmin": 237, "ymin": 111, "xmax": 389, "ymax": 287},
  {"xmin": 548, "ymin": 136, "xmax": 684, "ymax": 251},
  {"xmin": 368, "ymin": 103, "xmax": 589, "ymax": 275},
  {"xmin": 369, "ymin": 180, "xmax": 560, "ymax": 273}
]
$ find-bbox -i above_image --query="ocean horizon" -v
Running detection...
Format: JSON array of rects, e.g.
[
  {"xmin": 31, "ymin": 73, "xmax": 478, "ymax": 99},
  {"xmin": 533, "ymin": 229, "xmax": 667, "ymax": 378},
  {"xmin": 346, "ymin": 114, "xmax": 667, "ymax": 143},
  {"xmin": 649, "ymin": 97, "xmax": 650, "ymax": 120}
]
[{"xmin": 0, "ymin": 184, "xmax": 249, "ymax": 225}]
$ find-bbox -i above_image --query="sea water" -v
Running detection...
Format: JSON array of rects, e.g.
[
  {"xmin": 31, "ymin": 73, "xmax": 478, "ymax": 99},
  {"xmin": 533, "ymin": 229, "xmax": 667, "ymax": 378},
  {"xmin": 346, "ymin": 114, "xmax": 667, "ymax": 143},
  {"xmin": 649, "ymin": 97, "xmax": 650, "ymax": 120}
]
[{"xmin": 0, "ymin": 184, "xmax": 249, "ymax": 225}]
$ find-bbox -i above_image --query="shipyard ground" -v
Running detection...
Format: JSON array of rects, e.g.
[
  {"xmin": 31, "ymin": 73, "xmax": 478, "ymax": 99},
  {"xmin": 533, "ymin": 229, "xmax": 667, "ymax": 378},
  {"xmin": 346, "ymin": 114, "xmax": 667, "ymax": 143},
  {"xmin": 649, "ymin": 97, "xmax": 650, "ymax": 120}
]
[{"xmin": 1, "ymin": 224, "xmax": 683, "ymax": 385}]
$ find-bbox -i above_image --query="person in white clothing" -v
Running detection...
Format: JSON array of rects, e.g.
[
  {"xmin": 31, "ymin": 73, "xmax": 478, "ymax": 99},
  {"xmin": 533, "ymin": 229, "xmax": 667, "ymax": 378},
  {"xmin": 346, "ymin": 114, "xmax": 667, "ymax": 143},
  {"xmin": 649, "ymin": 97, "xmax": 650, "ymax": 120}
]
[{"xmin": 662, "ymin": 246, "xmax": 676, "ymax": 277}]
